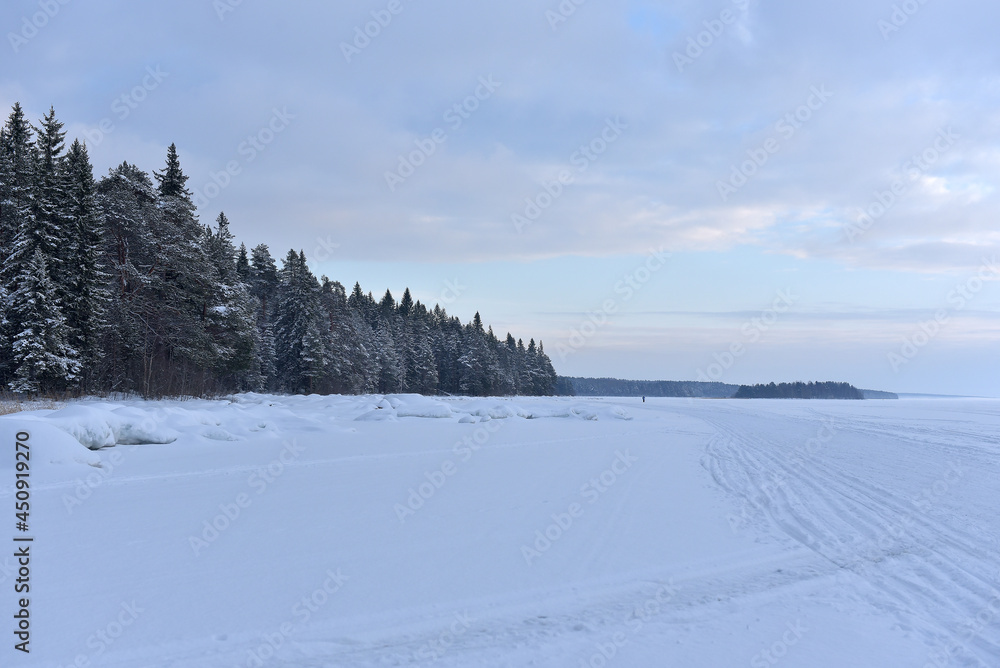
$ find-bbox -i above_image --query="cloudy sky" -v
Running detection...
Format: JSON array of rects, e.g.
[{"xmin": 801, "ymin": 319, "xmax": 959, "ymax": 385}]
[{"xmin": 3, "ymin": 0, "xmax": 999, "ymax": 395}]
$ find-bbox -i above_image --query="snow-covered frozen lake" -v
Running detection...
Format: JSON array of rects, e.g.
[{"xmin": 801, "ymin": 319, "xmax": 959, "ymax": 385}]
[{"xmin": 2, "ymin": 394, "xmax": 999, "ymax": 667}]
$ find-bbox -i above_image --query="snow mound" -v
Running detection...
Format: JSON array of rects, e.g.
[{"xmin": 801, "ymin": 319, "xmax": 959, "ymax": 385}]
[
  {"xmin": 392, "ymin": 395, "xmax": 454, "ymax": 419},
  {"xmin": 606, "ymin": 406, "xmax": 633, "ymax": 420},
  {"xmin": 461, "ymin": 401, "xmax": 518, "ymax": 419},
  {"xmin": 201, "ymin": 427, "xmax": 241, "ymax": 441},
  {"xmin": 355, "ymin": 409, "xmax": 397, "ymax": 422},
  {"xmin": 45, "ymin": 405, "xmax": 179, "ymax": 449},
  {"xmin": 0, "ymin": 418, "xmax": 101, "ymax": 483}
]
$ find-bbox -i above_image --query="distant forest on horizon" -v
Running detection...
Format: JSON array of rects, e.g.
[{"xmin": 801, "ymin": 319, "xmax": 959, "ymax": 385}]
[{"xmin": 559, "ymin": 377, "xmax": 892, "ymax": 400}]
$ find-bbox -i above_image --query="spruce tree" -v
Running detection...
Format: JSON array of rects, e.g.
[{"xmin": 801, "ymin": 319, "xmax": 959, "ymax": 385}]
[
  {"xmin": 62, "ymin": 139, "xmax": 107, "ymax": 388},
  {"xmin": 32, "ymin": 106, "xmax": 71, "ymax": 298},
  {"xmin": 248, "ymin": 244, "xmax": 279, "ymax": 389},
  {"xmin": 404, "ymin": 312, "xmax": 439, "ymax": 394},
  {"xmin": 202, "ymin": 213, "xmax": 257, "ymax": 388},
  {"xmin": 0, "ymin": 104, "xmax": 39, "ymax": 382},
  {"xmin": 152, "ymin": 144, "xmax": 216, "ymax": 393},
  {"xmin": 398, "ymin": 288, "xmax": 413, "ymax": 317},
  {"xmin": 374, "ymin": 317, "xmax": 403, "ymax": 393},
  {"xmin": 249, "ymin": 244, "xmax": 279, "ymax": 320},
  {"xmin": 274, "ymin": 249, "xmax": 325, "ymax": 393},
  {"xmin": 7, "ymin": 250, "xmax": 80, "ymax": 393},
  {"xmin": 235, "ymin": 243, "xmax": 250, "ymax": 283}
]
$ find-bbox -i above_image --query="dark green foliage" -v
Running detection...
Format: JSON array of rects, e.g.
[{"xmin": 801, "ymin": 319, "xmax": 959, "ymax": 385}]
[
  {"xmin": 558, "ymin": 377, "xmax": 738, "ymax": 398},
  {"xmin": 62, "ymin": 139, "xmax": 107, "ymax": 389},
  {"xmin": 0, "ymin": 102, "xmax": 559, "ymax": 398},
  {"xmin": 7, "ymin": 250, "xmax": 80, "ymax": 393},
  {"xmin": 734, "ymin": 381, "xmax": 864, "ymax": 400}
]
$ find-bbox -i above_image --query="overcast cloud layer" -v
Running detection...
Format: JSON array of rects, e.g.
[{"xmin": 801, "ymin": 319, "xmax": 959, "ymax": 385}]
[{"xmin": 3, "ymin": 0, "xmax": 999, "ymax": 395}]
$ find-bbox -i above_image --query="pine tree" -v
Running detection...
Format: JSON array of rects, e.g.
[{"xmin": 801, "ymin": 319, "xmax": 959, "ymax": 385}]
[
  {"xmin": 97, "ymin": 162, "xmax": 161, "ymax": 392},
  {"xmin": 207, "ymin": 212, "xmax": 237, "ymax": 283}
]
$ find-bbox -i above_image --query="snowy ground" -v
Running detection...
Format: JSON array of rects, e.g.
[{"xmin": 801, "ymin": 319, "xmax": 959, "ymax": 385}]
[{"xmin": 2, "ymin": 394, "xmax": 999, "ymax": 667}]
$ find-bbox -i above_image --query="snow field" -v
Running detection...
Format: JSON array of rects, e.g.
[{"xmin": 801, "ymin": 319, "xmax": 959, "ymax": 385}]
[{"xmin": 0, "ymin": 394, "xmax": 998, "ymax": 666}]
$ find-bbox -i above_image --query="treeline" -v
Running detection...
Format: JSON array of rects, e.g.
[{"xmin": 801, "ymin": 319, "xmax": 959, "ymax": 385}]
[
  {"xmin": 0, "ymin": 103, "xmax": 557, "ymax": 397},
  {"xmin": 733, "ymin": 382, "xmax": 864, "ymax": 400},
  {"xmin": 556, "ymin": 377, "xmax": 737, "ymax": 398}
]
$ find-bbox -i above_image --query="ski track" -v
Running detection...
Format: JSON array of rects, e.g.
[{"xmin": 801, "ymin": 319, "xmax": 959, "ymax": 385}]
[{"xmin": 694, "ymin": 403, "xmax": 1000, "ymax": 667}]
